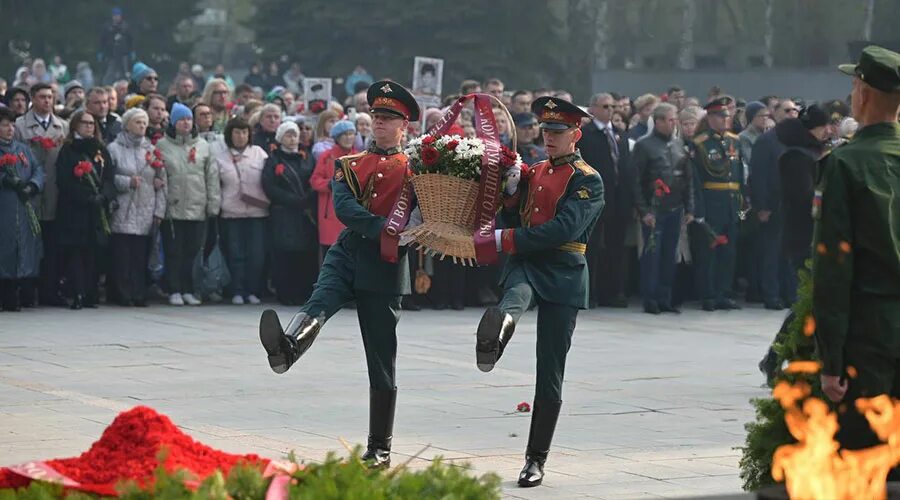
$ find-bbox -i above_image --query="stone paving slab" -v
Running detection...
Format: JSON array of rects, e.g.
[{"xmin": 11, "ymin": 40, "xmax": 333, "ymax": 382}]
[{"xmin": 0, "ymin": 303, "xmax": 783, "ymax": 498}]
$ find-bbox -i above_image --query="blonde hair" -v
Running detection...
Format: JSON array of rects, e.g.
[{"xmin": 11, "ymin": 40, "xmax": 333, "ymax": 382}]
[
  {"xmin": 201, "ymin": 78, "xmax": 230, "ymax": 107},
  {"xmin": 634, "ymin": 93, "xmax": 660, "ymax": 112},
  {"xmin": 315, "ymin": 110, "xmax": 340, "ymax": 141},
  {"xmin": 249, "ymin": 103, "xmax": 281, "ymax": 127}
]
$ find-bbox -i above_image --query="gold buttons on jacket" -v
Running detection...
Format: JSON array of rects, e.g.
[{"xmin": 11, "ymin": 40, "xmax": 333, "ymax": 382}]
[
  {"xmin": 372, "ymin": 192, "xmax": 378, "ymax": 198},
  {"xmin": 381, "ymin": 157, "xmax": 387, "ymax": 161},
  {"xmin": 534, "ymin": 207, "xmax": 540, "ymax": 212},
  {"xmin": 351, "ymin": 161, "xmax": 357, "ymax": 166},
  {"xmin": 377, "ymin": 172, "xmax": 384, "ymax": 178},
  {"xmin": 548, "ymin": 168, "xmax": 554, "ymax": 174},
  {"xmin": 537, "ymin": 186, "xmax": 543, "ymax": 191}
]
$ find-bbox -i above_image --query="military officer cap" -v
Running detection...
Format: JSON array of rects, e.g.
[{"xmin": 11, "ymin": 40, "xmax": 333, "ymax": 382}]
[
  {"xmin": 704, "ymin": 96, "xmax": 732, "ymax": 116},
  {"xmin": 532, "ymin": 96, "xmax": 590, "ymax": 130},
  {"xmin": 839, "ymin": 45, "xmax": 900, "ymax": 93},
  {"xmin": 367, "ymin": 80, "xmax": 420, "ymax": 121}
]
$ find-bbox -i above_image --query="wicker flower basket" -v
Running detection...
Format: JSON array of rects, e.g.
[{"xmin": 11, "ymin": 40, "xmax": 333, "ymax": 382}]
[{"xmin": 401, "ymin": 96, "xmax": 516, "ymax": 264}]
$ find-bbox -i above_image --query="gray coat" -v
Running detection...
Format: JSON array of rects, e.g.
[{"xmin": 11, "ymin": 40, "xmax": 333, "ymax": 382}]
[
  {"xmin": 14, "ymin": 110, "xmax": 68, "ymax": 221},
  {"xmin": 0, "ymin": 139, "xmax": 45, "ymax": 279},
  {"xmin": 108, "ymin": 133, "xmax": 167, "ymax": 235}
]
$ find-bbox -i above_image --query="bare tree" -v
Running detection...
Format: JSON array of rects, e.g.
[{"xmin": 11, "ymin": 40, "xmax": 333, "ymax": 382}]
[
  {"xmin": 593, "ymin": 0, "xmax": 610, "ymax": 71},
  {"xmin": 863, "ymin": 0, "xmax": 875, "ymax": 41},
  {"xmin": 763, "ymin": 0, "xmax": 774, "ymax": 67}
]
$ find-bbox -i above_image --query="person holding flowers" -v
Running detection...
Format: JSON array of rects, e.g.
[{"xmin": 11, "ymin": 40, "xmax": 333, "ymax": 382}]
[
  {"xmin": 107, "ymin": 108, "xmax": 166, "ymax": 307},
  {"xmin": 0, "ymin": 107, "xmax": 45, "ymax": 311},
  {"xmin": 55, "ymin": 110, "xmax": 115, "ymax": 309},
  {"xmin": 261, "ymin": 121, "xmax": 317, "ymax": 305},
  {"xmin": 631, "ymin": 103, "xmax": 694, "ymax": 315},
  {"xmin": 474, "ymin": 96, "xmax": 604, "ymax": 488},
  {"xmin": 259, "ymin": 81, "xmax": 420, "ymax": 471}
]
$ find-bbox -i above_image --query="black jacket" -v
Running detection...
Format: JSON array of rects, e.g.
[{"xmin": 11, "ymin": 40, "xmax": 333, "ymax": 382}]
[
  {"xmin": 55, "ymin": 137, "xmax": 115, "ymax": 247},
  {"xmin": 261, "ymin": 148, "xmax": 317, "ymax": 251},
  {"xmin": 748, "ymin": 128, "xmax": 787, "ymax": 212},
  {"xmin": 631, "ymin": 130, "xmax": 693, "ymax": 216},
  {"xmin": 252, "ymin": 125, "xmax": 278, "ymax": 154},
  {"xmin": 577, "ymin": 121, "xmax": 633, "ymax": 219},
  {"xmin": 776, "ymin": 119, "xmax": 824, "ymax": 259}
]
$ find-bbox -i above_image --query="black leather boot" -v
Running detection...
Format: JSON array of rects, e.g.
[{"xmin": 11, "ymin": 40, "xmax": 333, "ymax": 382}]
[
  {"xmin": 70, "ymin": 294, "xmax": 84, "ymax": 310},
  {"xmin": 476, "ymin": 307, "xmax": 516, "ymax": 372},
  {"xmin": 361, "ymin": 387, "xmax": 397, "ymax": 469},
  {"xmin": 259, "ymin": 309, "xmax": 322, "ymax": 374},
  {"xmin": 518, "ymin": 400, "xmax": 562, "ymax": 488}
]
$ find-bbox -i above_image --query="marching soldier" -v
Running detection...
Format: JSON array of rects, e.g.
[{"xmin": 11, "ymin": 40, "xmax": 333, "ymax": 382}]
[
  {"xmin": 689, "ymin": 97, "xmax": 746, "ymax": 311},
  {"xmin": 475, "ymin": 96, "xmax": 604, "ymax": 487},
  {"xmin": 816, "ymin": 45, "xmax": 900, "ymax": 466},
  {"xmin": 258, "ymin": 81, "xmax": 420, "ymax": 469}
]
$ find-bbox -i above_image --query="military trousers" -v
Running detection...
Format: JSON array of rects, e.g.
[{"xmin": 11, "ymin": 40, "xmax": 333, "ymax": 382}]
[
  {"xmin": 301, "ymin": 239, "xmax": 401, "ymax": 391},
  {"xmin": 498, "ymin": 265, "xmax": 578, "ymax": 402},
  {"xmin": 692, "ymin": 219, "xmax": 738, "ymax": 303}
]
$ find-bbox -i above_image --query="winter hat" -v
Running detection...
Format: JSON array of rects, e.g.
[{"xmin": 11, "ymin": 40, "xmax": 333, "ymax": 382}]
[
  {"xmin": 125, "ymin": 94, "xmax": 146, "ymax": 110},
  {"xmin": 275, "ymin": 121, "xmax": 299, "ymax": 143},
  {"xmin": 330, "ymin": 119, "xmax": 356, "ymax": 140},
  {"xmin": 63, "ymin": 80, "xmax": 84, "ymax": 98},
  {"xmin": 131, "ymin": 62, "xmax": 157, "ymax": 83},
  {"xmin": 170, "ymin": 103, "xmax": 192, "ymax": 124},
  {"xmin": 799, "ymin": 103, "xmax": 828, "ymax": 130},
  {"xmin": 121, "ymin": 107, "xmax": 149, "ymax": 130},
  {"xmin": 745, "ymin": 101, "xmax": 766, "ymax": 123}
]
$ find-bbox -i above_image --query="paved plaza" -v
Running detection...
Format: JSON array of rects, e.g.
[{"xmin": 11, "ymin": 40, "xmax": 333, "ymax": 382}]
[{"xmin": 0, "ymin": 303, "xmax": 784, "ymax": 499}]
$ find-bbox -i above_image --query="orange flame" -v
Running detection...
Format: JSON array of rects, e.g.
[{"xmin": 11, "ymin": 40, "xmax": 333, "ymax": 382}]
[{"xmin": 771, "ymin": 369, "xmax": 900, "ymax": 499}]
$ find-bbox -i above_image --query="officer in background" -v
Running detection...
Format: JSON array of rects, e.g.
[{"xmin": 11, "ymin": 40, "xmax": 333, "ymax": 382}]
[
  {"xmin": 689, "ymin": 97, "xmax": 746, "ymax": 311},
  {"xmin": 815, "ymin": 46, "xmax": 900, "ymax": 469},
  {"xmin": 475, "ymin": 96, "xmax": 604, "ymax": 487},
  {"xmin": 514, "ymin": 112, "xmax": 548, "ymax": 164},
  {"xmin": 259, "ymin": 81, "xmax": 420, "ymax": 469}
]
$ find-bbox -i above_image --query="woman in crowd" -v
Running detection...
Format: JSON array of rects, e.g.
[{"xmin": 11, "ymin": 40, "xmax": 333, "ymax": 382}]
[
  {"xmin": 353, "ymin": 112, "xmax": 372, "ymax": 150},
  {"xmin": 215, "ymin": 117, "xmax": 269, "ymax": 305},
  {"xmin": 311, "ymin": 109, "xmax": 339, "ymax": 160},
  {"xmin": 193, "ymin": 102, "xmax": 222, "ymax": 146},
  {"xmin": 0, "ymin": 107, "xmax": 44, "ymax": 311},
  {"xmin": 158, "ymin": 103, "xmax": 219, "ymax": 306},
  {"xmin": 611, "ymin": 111, "xmax": 629, "ymax": 135},
  {"xmin": 261, "ymin": 121, "xmax": 317, "ymax": 305},
  {"xmin": 296, "ymin": 116, "xmax": 314, "ymax": 155},
  {"xmin": 31, "ymin": 59, "xmax": 53, "ymax": 85},
  {"xmin": 310, "ymin": 119, "xmax": 355, "ymax": 255},
  {"xmin": 251, "ymin": 103, "xmax": 282, "ymax": 152},
  {"xmin": 201, "ymin": 79, "xmax": 232, "ymax": 133},
  {"xmin": 56, "ymin": 109, "xmax": 115, "ymax": 309},
  {"xmin": 107, "ymin": 108, "xmax": 166, "ymax": 307}
]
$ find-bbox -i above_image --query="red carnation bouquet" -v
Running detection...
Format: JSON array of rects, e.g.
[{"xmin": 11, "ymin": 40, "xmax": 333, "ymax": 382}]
[
  {"xmin": 74, "ymin": 160, "xmax": 111, "ymax": 235},
  {"xmin": 643, "ymin": 178, "xmax": 671, "ymax": 254},
  {"xmin": 1, "ymin": 153, "xmax": 41, "ymax": 235},
  {"xmin": 30, "ymin": 136, "xmax": 57, "ymax": 151},
  {"xmin": 405, "ymin": 134, "xmax": 521, "ymax": 181}
]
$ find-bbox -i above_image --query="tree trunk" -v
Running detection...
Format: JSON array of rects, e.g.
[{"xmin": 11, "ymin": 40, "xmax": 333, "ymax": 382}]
[
  {"xmin": 863, "ymin": 0, "xmax": 875, "ymax": 41},
  {"xmin": 763, "ymin": 0, "xmax": 774, "ymax": 68},
  {"xmin": 677, "ymin": 0, "xmax": 696, "ymax": 69},
  {"xmin": 593, "ymin": 0, "xmax": 609, "ymax": 71}
]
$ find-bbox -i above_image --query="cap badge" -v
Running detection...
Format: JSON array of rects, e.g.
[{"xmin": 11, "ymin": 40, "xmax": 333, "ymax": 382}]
[
  {"xmin": 381, "ymin": 84, "xmax": 393, "ymax": 93},
  {"xmin": 545, "ymin": 100, "xmax": 557, "ymax": 109}
]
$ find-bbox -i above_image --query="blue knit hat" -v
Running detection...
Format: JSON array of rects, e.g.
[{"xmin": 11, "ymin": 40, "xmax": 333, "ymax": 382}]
[
  {"xmin": 131, "ymin": 62, "xmax": 157, "ymax": 84},
  {"xmin": 745, "ymin": 101, "xmax": 767, "ymax": 124},
  {"xmin": 170, "ymin": 103, "xmax": 192, "ymax": 124},
  {"xmin": 330, "ymin": 120, "xmax": 356, "ymax": 140}
]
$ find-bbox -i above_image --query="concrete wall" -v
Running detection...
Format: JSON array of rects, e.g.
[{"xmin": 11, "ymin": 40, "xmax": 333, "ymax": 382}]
[{"xmin": 592, "ymin": 69, "xmax": 852, "ymax": 103}]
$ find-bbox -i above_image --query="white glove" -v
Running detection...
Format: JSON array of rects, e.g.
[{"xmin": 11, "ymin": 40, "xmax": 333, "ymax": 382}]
[
  {"xmin": 495, "ymin": 229, "xmax": 503, "ymax": 252},
  {"xmin": 504, "ymin": 164, "xmax": 521, "ymax": 195}
]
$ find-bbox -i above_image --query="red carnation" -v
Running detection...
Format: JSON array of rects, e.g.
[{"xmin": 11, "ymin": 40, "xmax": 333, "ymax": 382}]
[
  {"xmin": 517, "ymin": 402, "xmax": 531, "ymax": 413},
  {"xmin": 30, "ymin": 137, "xmax": 56, "ymax": 150},
  {"xmin": 0, "ymin": 153, "xmax": 17, "ymax": 166},
  {"xmin": 145, "ymin": 151, "xmax": 152, "ymax": 163},
  {"xmin": 74, "ymin": 160, "xmax": 93, "ymax": 178},
  {"xmin": 711, "ymin": 235, "xmax": 729, "ymax": 249},
  {"xmin": 422, "ymin": 135, "xmax": 436, "ymax": 145},
  {"xmin": 151, "ymin": 132, "xmax": 162, "ymax": 146},
  {"xmin": 153, "ymin": 149, "xmax": 163, "ymax": 160},
  {"xmin": 446, "ymin": 140, "xmax": 459, "ymax": 150},
  {"xmin": 275, "ymin": 163, "xmax": 286, "ymax": 176},
  {"xmin": 421, "ymin": 145, "xmax": 440, "ymax": 166},
  {"xmin": 188, "ymin": 147, "xmax": 197, "ymax": 163},
  {"xmin": 151, "ymin": 160, "xmax": 164, "ymax": 169},
  {"xmin": 653, "ymin": 178, "xmax": 671, "ymax": 196}
]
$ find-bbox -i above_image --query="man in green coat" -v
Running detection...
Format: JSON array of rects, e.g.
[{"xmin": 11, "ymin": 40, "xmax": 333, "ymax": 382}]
[
  {"xmin": 259, "ymin": 81, "xmax": 420, "ymax": 469},
  {"xmin": 814, "ymin": 45, "xmax": 900, "ymax": 461},
  {"xmin": 689, "ymin": 97, "xmax": 746, "ymax": 311},
  {"xmin": 476, "ymin": 96, "xmax": 605, "ymax": 487}
]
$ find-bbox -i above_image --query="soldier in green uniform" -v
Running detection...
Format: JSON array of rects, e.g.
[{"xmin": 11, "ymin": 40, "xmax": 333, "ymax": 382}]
[
  {"xmin": 689, "ymin": 97, "xmax": 746, "ymax": 311},
  {"xmin": 258, "ymin": 81, "xmax": 420, "ymax": 469},
  {"xmin": 475, "ymin": 96, "xmax": 605, "ymax": 487},
  {"xmin": 814, "ymin": 46, "xmax": 900, "ymax": 465}
]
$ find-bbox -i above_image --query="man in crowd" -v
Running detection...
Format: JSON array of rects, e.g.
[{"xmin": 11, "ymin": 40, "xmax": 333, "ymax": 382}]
[
  {"xmin": 259, "ymin": 81, "xmax": 420, "ymax": 471},
  {"xmin": 167, "ymin": 76, "xmax": 197, "ymax": 110},
  {"xmin": 690, "ymin": 97, "xmax": 745, "ymax": 311},
  {"xmin": 483, "ymin": 78, "xmax": 504, "ymax": 100},
  {"xmin": 130, "ymin": 62, "xmax": 159, "ymax": 97},
  {"xmin": 514, "ymin": 112, "xmax": 547, "ymax": 165},
  {"xmin": 99, "ymin": 7, "xmax": 134, "ymax": 85},
  {"xmin": 14, "ymin": 83, "xmax": 69, "ymax": 307},
  {"xmin": 632, "ymin": 103, "xmax": 693, "ymax": 314},
  {"xmin": 749, "ymin": 98, "xmax": 800, "ymax": 309},
  {"xmin": 476, "ymin": 96, "xmax": 603, "ymax": 487},
  {"xmin": 460, "ymin": 79, "xmax": 481, "ymax": 95},
  {"xmin": 86, "ymin": 87, "xmax": 122, "ymax": 144},
  {"xmin": 667, "ymin": 85, "xmax": 687, "ymax": 110},
  {"xmin": 578, "ymin": 92, "xmax": 631, "ymax": 308},
  {"xmin": 815, "ymin": 46, "xmax": 900, "ymax": 474},
  {"xmin": 509, "ymin": 90, "xmax": 533, "ymax": 114}
]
